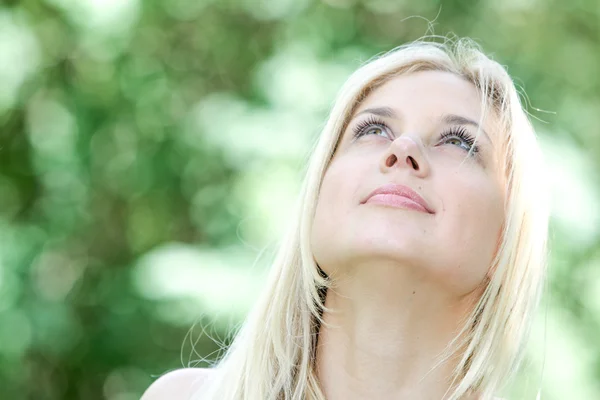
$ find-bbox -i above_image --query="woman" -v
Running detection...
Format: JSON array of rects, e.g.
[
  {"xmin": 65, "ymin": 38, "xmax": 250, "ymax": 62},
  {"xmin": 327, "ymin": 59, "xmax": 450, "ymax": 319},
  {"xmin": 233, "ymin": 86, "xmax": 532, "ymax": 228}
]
[{"xmin": 142, "ymin": 37, "xmax": 550, "ymax": 400}]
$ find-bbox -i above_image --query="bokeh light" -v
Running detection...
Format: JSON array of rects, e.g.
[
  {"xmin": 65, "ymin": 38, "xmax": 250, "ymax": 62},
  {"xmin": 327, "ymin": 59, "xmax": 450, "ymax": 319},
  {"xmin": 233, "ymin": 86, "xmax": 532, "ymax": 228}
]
[{"xmin": 1, "ymin": 0, "xmax": 599, "ymax": 398}]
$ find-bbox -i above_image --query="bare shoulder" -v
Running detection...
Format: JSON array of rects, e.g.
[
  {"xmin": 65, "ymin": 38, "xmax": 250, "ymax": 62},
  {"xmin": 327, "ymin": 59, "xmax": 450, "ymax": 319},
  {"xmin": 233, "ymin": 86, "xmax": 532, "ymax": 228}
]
[{"xmin": 141, "ymin": 368, "xmax": 214, "ymax": 400}]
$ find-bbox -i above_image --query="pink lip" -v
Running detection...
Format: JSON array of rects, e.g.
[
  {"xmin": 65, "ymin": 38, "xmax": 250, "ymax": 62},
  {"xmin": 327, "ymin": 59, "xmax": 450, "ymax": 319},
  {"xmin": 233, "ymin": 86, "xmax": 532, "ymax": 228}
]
[{"xmin": 361, "ymin": 183, "xmax": 434, "ymax": 214}]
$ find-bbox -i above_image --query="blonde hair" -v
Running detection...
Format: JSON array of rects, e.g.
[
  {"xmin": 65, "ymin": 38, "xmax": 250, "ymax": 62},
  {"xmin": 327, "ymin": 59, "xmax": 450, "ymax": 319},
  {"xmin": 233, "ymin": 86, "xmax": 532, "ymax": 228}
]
[{"xmin": 193, "ymin": 36, "xmax": 550, "ymax": 400}]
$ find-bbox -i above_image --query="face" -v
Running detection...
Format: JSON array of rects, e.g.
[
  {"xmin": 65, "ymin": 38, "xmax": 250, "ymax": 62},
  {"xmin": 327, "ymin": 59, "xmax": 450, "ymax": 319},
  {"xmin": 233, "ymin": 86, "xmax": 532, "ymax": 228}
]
[{"xmin": 310, "ymin": 70, "xmax": 506, "ymax": 296}]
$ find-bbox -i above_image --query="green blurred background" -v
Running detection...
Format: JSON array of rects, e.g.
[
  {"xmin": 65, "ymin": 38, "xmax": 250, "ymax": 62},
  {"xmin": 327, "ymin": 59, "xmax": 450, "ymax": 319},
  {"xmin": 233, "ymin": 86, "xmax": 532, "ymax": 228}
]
[{"xmin": 1, "ymin": 0, "xmax": 599, "ymax": 399}]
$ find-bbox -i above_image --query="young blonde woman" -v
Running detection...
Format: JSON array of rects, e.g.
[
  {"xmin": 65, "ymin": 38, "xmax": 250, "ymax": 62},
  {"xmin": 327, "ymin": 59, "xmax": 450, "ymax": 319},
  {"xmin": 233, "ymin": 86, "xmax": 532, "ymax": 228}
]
[{"xmin": 142, "ymin": 36, "xmax": 550, "ymax": 400}]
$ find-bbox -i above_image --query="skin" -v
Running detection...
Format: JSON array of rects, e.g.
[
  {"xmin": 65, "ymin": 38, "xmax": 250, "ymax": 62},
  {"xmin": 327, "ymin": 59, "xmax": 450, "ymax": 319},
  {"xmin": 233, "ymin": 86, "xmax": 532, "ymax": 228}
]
[
  {"xmin": 141, "ymin": 70, "xmax": 506, "ymax": 400},
  {"xmin": 311, "ymin": 70, "xmax": 506, "ymax": 399},
  {"xmin": 140, "ymin": 368, "xmax": 211, "ymax": 400}
]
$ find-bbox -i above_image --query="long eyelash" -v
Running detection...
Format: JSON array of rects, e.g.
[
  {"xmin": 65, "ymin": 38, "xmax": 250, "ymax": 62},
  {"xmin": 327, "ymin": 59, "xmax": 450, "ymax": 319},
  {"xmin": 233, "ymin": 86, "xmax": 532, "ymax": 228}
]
[
  {"xmin": 352, "ymin": 119, "xmax": 481, "ymax": 157},
  {"xmin": 352, "ymin": 116, "xmax": 390, "ymax": 139},
  {"xmin": 439, "ymin": 126, "xmax": 480, "ymax": 155}
]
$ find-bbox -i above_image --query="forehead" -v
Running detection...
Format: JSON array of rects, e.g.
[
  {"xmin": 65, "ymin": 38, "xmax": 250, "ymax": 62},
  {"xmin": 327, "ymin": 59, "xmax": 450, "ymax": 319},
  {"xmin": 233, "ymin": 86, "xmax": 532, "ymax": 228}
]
[{"xmin": 356, "ymin": 70, "xmax": 491, "ymax": 126}]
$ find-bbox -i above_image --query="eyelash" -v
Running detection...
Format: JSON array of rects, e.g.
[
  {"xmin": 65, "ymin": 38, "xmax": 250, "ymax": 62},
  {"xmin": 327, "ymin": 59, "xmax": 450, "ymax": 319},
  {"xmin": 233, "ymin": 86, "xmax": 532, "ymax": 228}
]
[{"xmin": 352, "ymin": 116, "xmax": 480, "ymax": 156}]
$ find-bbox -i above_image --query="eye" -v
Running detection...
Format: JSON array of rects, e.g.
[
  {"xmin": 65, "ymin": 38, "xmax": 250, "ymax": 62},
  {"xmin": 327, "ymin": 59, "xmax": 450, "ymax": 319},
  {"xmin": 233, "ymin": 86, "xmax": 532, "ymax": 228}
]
[
  {"xmin": 439, "ymin": 127, "xmax": 479, "ymax": 155},
  {"xmin": 352, "ymin": 116, "xmax": 391, "ymax": 139}
]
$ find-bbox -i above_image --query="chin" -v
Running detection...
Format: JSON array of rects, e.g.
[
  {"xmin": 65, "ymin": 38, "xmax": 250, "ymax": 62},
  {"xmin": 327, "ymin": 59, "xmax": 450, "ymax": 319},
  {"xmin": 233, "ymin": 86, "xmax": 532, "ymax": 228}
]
[{"xmin": 344, "ymin": 236, "xmax": 422, "ymax": 265}]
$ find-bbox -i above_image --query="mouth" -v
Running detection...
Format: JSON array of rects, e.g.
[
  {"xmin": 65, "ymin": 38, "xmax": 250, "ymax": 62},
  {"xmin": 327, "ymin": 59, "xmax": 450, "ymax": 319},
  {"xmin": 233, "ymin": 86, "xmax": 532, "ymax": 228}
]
[{"xmin": 362, "ymin": 183, "xmax": 434, "ymax": 214}]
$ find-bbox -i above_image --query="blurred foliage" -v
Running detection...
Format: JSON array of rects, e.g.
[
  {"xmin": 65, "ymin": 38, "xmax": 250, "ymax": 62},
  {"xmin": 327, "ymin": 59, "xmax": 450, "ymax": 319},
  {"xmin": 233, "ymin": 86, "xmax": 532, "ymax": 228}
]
[{"xmin": 0, "ymin": 0, "xmax": 599, "ymax": 399}]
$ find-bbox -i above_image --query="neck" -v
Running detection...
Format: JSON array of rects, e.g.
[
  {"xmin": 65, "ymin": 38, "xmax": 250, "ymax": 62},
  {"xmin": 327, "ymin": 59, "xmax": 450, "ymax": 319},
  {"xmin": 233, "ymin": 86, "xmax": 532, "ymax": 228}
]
[{"xmin": 314, "ymin": 260, "xmax": 483, "ymax": 400}]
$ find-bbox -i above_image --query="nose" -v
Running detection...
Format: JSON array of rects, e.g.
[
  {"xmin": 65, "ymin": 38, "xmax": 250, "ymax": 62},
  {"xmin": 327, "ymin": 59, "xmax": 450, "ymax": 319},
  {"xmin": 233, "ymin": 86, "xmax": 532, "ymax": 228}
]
[{"xmin": 380, "ymin": 135, "xmax": 430, "ymax": 177}]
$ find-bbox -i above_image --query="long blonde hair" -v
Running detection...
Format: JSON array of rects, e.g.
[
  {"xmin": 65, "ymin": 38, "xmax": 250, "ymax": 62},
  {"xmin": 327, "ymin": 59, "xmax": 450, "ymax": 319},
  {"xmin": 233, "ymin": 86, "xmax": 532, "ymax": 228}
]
[{"xmin": 193, "ymin": 36, "xmax": 550, "ymax": 400}]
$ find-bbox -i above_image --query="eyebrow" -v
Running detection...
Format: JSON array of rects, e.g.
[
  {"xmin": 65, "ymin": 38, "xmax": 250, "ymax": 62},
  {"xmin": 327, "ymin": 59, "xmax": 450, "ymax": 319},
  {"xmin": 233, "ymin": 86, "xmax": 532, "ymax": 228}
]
[{"xmin": 354, "ymin": 107, "xmax": 493, "ymax": 145}]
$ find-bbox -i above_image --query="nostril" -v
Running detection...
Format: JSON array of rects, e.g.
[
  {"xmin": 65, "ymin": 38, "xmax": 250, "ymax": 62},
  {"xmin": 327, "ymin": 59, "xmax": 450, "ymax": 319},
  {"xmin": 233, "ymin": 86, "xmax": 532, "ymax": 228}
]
[
  {"xmin": 407, "ymin": 156, "xmax": 419, "ymax": 170},
  {"xmin": 386, "ymin": 154, "xmax": 397, "ymax": 168}
]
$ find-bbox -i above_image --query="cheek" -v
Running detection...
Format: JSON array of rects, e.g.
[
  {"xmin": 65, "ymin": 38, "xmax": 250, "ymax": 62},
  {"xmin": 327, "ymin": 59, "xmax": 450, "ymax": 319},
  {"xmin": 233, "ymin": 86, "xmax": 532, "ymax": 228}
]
[
  {"xmin": 439, "ymin": 175, "xmax": 505, "ymax": 272},
  {"xmin": 316, "ymin": 165, "xmax": 346, "ymax": 216},
  {"xmin": 316, "ymin": 156, "xmax": 364, "ymax": 214},
  {"xmin": 310, "ymin": 158, "xmax": 363, "ymax": 268}
]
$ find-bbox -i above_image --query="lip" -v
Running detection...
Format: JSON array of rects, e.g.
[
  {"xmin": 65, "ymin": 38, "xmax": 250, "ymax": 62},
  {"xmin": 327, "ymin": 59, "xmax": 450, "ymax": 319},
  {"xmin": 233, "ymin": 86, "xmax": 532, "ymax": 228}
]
[{"xmin": 361, "ymin": 183, "xmax": 434, "ymax": 214}]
